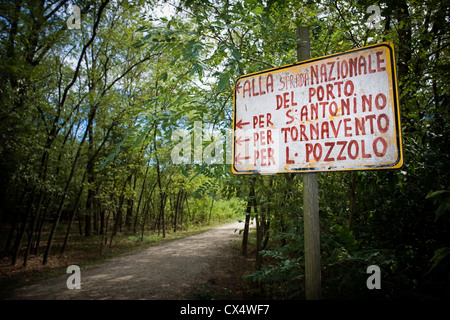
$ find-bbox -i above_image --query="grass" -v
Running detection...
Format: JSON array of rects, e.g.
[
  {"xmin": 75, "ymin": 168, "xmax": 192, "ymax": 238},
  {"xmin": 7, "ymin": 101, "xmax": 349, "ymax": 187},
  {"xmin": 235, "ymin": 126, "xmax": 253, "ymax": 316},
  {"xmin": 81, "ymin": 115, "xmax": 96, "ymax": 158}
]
[{"xmin": 0, "ymin": 217, "xmax": 240, "ymax": 299}]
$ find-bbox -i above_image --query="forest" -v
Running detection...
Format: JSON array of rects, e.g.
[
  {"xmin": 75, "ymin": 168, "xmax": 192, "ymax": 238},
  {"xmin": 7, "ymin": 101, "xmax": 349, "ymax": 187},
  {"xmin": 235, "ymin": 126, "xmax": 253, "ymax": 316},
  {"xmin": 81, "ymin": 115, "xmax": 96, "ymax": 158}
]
[{"xmin": 0, "ymin": 0, "xmax": 449, "ymax": 300}]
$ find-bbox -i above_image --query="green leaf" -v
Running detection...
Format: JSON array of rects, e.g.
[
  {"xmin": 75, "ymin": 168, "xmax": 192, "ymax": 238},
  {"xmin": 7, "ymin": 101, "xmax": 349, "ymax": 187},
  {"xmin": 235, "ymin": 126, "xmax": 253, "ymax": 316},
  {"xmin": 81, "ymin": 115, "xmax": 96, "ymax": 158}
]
[
  {"xmin": 230, "ymin": 47, "xmax": 241, "ymax": 61},
  {"xmin": 179, "ymin": 165, "xmax": 189, "ymax": 177},
  {"xmin": 136, "ymin": 25, "xmax": 147, "ymax": 32},
  {"xmin": 141, "ymin": 33, "xmax": 152, "ymax": 41},
  {"xmin": 426, "ymin": 190, "xmax": 450, "ymax": 221},
  {"xmin": 98, "ymin": 152, "xmax": 116, "ymax": 170},
  {"xmin": 132, "ymin": 41, "xmax": 145, "ymax": 49},
  {"xmin": 190, "ymin": 164, "xmax": 209, "ymax": 183},
  {"xmin": 218, "ymin": 72, "xmax": 230, "ymax": 92},
  {"xmin": 189, "ymin": 64, "xmax": 202, "ymax": 77}
]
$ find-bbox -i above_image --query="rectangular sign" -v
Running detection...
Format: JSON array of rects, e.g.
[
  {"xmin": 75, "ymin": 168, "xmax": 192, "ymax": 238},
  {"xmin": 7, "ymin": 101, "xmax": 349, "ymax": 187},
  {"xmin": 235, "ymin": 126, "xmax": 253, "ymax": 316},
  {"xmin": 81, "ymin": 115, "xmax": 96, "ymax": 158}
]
[{"xmin": 232, "ymin": 42, "xmax": 403, "ymax": 174}]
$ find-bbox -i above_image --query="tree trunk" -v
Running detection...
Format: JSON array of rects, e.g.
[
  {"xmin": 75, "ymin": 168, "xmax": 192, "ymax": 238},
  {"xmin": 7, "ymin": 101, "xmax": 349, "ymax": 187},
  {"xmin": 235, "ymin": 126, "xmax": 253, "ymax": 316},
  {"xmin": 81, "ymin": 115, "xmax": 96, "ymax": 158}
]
[
  {"xmin": 19, "ymin": 137, "xmax": 51, "ymax": 265},
  {"xmin": 134, "ymin": 162, "xmax": 150, "ymax": 233},
  {"xmin": 173, "ymin": 189, "xmax": 182, "ymax": 232},
  {"xmin": 85, "ymin": 119, "xmax": 96, "ymax": 237},
  {"xmin": 109, "ymin": 175, "xmax": 129, "ymax": 247},
  {"xmin": 125, "ymin": 174, "xmax": 136, "ymax": 230}
]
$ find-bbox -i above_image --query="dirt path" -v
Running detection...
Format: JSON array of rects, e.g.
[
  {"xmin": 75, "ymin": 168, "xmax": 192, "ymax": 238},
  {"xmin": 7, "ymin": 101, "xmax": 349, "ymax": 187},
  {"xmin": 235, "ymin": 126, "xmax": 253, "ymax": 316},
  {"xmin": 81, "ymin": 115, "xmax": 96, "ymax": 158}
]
[{"xmin": 6, "ymin": 220, "xmax": 250, "ymax": 300}]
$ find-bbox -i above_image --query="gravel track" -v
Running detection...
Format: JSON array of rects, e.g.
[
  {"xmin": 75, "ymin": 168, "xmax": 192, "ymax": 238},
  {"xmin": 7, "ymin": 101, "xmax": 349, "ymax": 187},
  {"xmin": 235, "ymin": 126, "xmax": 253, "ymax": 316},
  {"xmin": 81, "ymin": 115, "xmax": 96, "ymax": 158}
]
[{"xmin": 6, "ymin": 220, "xmax": 248, "ymax": 300}]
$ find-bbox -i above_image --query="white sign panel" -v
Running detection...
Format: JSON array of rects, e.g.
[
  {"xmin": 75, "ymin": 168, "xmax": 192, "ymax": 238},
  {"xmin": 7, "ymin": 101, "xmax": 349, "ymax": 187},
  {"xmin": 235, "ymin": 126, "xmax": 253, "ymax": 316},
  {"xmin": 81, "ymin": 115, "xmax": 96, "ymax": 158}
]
[{"xmin": 232, "ymin": 42, "xmax": 403, "ymax": 174}]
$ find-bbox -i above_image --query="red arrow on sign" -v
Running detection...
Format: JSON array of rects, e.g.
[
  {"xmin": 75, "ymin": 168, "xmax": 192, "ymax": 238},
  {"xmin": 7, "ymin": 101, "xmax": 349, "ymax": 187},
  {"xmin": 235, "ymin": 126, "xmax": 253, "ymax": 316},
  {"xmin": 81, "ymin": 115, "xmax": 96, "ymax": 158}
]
[
  {"xmin": 234, "ymin": 83, "xmax": 242, "ymax": 94},
  {"xmin": 236, "ymin": 119, "xmax": 250, "ymax": 129},
  {"xmin": 235, "ymin": 153, "xmax": 251, "ymax": 165},
  {"xmin": 235, "ymin": 136, "xmax": 250, "ymax": 146}
]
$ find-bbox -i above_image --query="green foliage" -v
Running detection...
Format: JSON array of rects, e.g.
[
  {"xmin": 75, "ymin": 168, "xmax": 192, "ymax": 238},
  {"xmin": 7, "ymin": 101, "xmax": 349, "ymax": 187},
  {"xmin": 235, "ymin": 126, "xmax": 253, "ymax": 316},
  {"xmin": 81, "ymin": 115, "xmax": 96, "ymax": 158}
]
[
  {"xmin": 243, "ymin": 226, "xmax": 305, "ymax": 299},
  {"xmin": 426, "ymin": 190, "xmax": 450, "ymax": 222},
  {"xmin": 332, "ymin": 225, "xmax": 358, "ymax": 253},
  {"xmin": 429, "ymin": 247, "xmax": 450, "ymax": 273}
]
